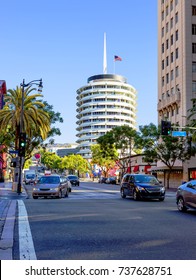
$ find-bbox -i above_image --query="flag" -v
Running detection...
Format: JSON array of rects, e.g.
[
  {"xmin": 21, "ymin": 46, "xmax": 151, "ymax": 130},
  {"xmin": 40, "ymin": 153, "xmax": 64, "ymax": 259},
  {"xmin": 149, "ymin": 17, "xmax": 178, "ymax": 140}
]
[{"xmin": 114, "ymin": 55, "xmax": 122, "ymax": 61}]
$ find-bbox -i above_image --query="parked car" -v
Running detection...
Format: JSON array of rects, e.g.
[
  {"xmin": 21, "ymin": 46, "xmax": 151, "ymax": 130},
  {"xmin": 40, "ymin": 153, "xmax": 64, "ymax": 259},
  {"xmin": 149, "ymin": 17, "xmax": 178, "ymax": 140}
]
[
  {"xmin": 66, "ymin": 175, "xmax": 80, "ymax": 186},
  {"xmin": 120, "ymin": 174, "xmax": 165, "ymax": 201},
  {"xmin": 105, "ymin": 177, "xmax": 117, "ymax": 184},
  {"xmin": 98, "ymin": 177, "xmax": 107, "ymax": 183},
  {"xmin": 32, "ymin": 174, "xmax": 69, "ymax": 199},
  {"xmin": 176, "ymin": 180, "xmax": 196, "ymax": 212},
  {"xmin": 24, "ymin": 173, "xmax": 36, "ymax": 185}
]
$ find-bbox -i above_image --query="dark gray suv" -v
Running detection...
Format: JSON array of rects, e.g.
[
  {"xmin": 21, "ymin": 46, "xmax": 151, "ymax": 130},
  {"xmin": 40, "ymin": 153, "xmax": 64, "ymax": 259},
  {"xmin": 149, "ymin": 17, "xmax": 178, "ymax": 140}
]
[
  {"xmin": 176, "ymin": 180, "xmax": 196, "ymax": 212},
  {"xmin": 120, "ymin": 174, "xmax": 165, "ymax": 201}
]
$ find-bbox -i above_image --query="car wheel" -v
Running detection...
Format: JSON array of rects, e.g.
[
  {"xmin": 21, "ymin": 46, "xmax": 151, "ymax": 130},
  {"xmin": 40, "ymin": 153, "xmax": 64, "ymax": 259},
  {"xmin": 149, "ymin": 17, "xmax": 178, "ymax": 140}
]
[
  {"xmin": 65, "ymin": 189, "xmax": 69, "ymax": 198},
  {"xmin": 133, "ymin": 190, "xmax": 139, "ymax": 201},
  {"xmin": 121, "ymin": 188, "xmax": 126, "ymax": 198},
  {"xmin": 78, "ymin": 183, "xmax": 80, "ymax": 186},
  {"xmin": 57, "ymin": 190, "xmax": 62, "ymax": 199},
  {"xmin": 177, "ymin": 197, "xmax": 187, "ymax": 212}
]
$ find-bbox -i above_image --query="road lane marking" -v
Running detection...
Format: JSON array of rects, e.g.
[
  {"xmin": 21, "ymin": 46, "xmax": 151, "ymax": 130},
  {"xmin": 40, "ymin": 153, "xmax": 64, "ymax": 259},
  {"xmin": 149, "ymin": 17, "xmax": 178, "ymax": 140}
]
[{"xmin": 18, "ymin": 200, "xmax": 37, "ymax": 260}]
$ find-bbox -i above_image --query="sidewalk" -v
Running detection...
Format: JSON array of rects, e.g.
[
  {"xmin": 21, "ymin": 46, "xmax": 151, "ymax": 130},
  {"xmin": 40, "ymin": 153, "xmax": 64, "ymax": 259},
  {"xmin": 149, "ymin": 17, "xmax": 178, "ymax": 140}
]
[{"xmin": 0, "ymin": 181, "xmax": 27, "ymax": 260}]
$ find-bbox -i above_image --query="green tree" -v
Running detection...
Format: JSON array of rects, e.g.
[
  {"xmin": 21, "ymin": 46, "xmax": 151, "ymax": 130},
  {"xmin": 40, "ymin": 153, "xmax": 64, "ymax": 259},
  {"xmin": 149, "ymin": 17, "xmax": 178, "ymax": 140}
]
[
  {"xmin": 187, "ymin": 98, "xmax": 196, "ymax": 142},
  {"xmin": 64, "ymin": 154, "xmax": 89, "ymax": 176},
  {"xmin": 97, "ymin": 125, "xmax": 139, "ymax": 175},
  {"xmin": 0, "ymin": 86, "xmax": 50, "ymax": 155},
  {"xmin": 91, "ymin": 144, "xmax": 117, "ymax": 177},
  {"xmin": 137, "ymin": 123, "xmax": 196, "ymax": 188},
  {"xmin": 0, "ymin": 86, "xmax": 64, "ymax": 164},
  {"xmin": 41, "ymin": 151, "xmax": 62, "ymax": 171}
]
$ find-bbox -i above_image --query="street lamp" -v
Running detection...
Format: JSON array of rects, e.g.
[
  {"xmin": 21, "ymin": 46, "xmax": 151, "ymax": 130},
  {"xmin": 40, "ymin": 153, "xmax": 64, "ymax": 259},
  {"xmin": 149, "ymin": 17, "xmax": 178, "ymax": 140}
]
[{"xmin": 17, "ymin": 79, "xmax": 43, "ymax": 194}]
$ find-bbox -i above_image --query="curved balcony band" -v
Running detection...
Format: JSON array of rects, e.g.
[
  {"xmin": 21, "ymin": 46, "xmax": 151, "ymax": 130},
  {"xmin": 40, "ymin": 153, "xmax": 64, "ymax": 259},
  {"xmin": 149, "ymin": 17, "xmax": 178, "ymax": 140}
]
[{"xmin": 76, "ymin": 74, "xmax": 137, "ymax": 159}]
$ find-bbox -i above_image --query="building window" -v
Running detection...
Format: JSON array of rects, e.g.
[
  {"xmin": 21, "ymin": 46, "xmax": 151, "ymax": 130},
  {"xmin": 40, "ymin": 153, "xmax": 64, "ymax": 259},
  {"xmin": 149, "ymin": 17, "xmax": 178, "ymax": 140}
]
[
  {"xmin": 175, "ymin": 30, "xmax": 178, "ymax": 41},
  {"xmin": 171, "ymin": 87, "xmax": 174, "ymax": 95},
  {"xmin": 171, "ymin": 70, "xmax": 174, "ymax": 80},
  {"xmin": 175, "ymin": 12, "xmax": 178, "ymax": 23},
  {"xmin": 176, "ymin": 48, "xmax": 179, "ymax": 59},
  {"xmin": 166, "ymin": 39, "xmax": 169, "ymax": 49},
  {"xmin": 162, "ymin": 43, "xmax": 164, "ymax": 53},
  {"xmin": 192, "ymin": 62, "xmax": 196, "ymax": 72},
  {"xmin": 166, "ymin": 6, "xmax": 169, "ymax": 16},
  {"xmin": 176, "ymin": 66, "xmax": 179, "ymax": 77},
  {"xmin": 171, "ymin": 52, "xmax": 174, "ymax": 63},
  {"xmin": 162, "ymin": 27, "xmax": 164, "ymax": 37},
  {"xmin": 162, "ymin": 60, "xmax": 164, "ymax": 70},
  {"xmin": 171, "ymin": 17, "xmax": 173, "ymax": 29},
  {"xmin": 162, "ymin": 77, "xmax": 165, "ymax": 86},
  {"xmin": 162, "ymin": 11, "xmax": 164, "ymax": 21},
  {"xmin": 166, "ymin": 56, "xmax": 169, "ymax": 66},
  {"xmin": 166, "ymin": 73, "xmax": 169, "ymax": 83},
  {"xmin": 171, "ymin": 34, "xmax": 173, "ymax": 45},
  {"xmin": 175, "ymin": 0, "xmax": 178, "ymax": 5},
  {"xmin": 192, "ymin": 24, "xmax": 196, "ymax": 35},
  {"xmin": 192, "ymin": 43, "xmax": 196, "ymax": 53},
  {"xmin": 192, "ymin": 6, "xmax": 196, "ymax": 16},
  {"xmin": 166, "ymin": 22, "xmax": 169, "ymax": 33},
  {"xmin": 192, "ymin": 81, "xmax": 196, "ymax": 93},
  {"xmin": 170, "ymin": 0, "xmax": 173, "ymax": 11}
]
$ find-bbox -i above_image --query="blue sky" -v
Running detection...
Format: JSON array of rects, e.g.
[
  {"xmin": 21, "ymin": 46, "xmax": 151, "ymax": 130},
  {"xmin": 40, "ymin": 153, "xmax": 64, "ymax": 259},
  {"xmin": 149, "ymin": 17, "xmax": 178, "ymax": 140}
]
[{"xmin": 1, "ymin": 0, "xmax": 157, "ymax": 143}]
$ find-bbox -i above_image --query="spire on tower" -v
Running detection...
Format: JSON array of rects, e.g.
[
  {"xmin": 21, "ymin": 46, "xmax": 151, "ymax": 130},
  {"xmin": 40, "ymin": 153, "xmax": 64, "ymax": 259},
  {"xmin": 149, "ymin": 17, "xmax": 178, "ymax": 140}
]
[{"xmin": 103, "ymin": 33, "xmax": 107, "ymax": 74}]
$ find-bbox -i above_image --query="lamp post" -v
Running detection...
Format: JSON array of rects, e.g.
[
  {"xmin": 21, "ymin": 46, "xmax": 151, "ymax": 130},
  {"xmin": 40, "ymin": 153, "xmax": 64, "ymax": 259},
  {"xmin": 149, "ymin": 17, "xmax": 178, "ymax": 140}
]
[{"xmin": 17, "ymin": 79, "xmax": 43, "ymax": 194}]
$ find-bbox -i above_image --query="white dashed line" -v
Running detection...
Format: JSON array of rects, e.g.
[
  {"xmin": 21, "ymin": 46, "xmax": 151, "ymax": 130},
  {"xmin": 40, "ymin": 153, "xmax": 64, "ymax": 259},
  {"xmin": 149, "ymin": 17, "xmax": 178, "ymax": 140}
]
[{"xmin": 18, "ymin": 200, "xmax": 37, "ymax": 260}]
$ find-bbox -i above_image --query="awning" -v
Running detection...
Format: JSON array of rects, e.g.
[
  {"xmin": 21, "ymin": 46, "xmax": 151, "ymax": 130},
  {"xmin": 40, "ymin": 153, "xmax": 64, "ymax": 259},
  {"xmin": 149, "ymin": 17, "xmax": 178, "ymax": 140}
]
[
  {"xmin": 127, "ymin": 166, "xmax": 131, "ymax": 173},
  {"xmin": 144, "ymin": 165, "xmax": 151, "ymax": 173},
  {"xmin": 133, "ymin": 165, "xmax": 139, "ymax": 172}
]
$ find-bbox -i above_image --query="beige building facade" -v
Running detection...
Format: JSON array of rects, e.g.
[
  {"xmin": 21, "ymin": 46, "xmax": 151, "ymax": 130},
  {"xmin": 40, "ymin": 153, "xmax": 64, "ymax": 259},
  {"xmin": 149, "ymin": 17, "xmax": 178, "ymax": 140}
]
[{"xmin": 158, "ymin": 0, "xmax": 196, "ymax": 182}]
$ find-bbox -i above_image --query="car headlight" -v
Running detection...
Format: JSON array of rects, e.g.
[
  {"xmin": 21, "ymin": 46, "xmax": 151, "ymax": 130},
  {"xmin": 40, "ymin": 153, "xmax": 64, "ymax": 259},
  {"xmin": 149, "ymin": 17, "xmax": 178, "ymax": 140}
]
[
  {"xmin": 53, "ymin": 188, "xmax": 59, "ymax": 191},
  {"xmin": 136, "ymin": 186, "xmax": 145, "ymax": 191},
  {"xmin": 33, "ymin": 188, "xmax": 38, "ymax": 191},
  {"xmin": 160, "ymin": 187, "xmax": 165, "ymax": 192}
]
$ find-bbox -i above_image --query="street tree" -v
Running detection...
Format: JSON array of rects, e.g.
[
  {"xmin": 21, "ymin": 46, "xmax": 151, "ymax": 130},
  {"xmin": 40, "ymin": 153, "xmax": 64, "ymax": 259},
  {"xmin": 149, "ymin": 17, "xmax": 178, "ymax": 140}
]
[
  {"xmin": 187, "ymin": 98, "xmax": 196, "ymax": 142},
  {"xmin": 41, "ymin": 151, "xmax": 62, "ymax": 171},
  {"xmin": 62, "ymin": 154, "xmax": 89, "ymax": 176},
  {"xmin": 0, "ymin": 86, "xmax": 64, "ymax": 164},
  {"xmin": 97, "ymin": 125, "xmax": 140, "ymax": 175},
  {"xmin": 137, "ymin": 123, "xmax": 196, "ymax": 188},
  {"xmin": 91, "ymin": 144, "xmax": 117, "ymax": 177}
]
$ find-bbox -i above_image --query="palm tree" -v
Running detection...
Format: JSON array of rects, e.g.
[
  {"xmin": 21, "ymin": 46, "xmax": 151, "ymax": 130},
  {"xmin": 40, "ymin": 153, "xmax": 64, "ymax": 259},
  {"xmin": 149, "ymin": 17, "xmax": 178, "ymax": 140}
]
[{"xmin": 0, "ymin": 85, "xmax": 50, "ymax": 150}]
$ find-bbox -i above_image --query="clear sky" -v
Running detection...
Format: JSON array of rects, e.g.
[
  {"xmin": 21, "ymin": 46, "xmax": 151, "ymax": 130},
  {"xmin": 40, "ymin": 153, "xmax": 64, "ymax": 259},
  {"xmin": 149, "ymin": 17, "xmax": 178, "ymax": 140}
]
[{"xmin": 1, "ymin": 0, "xmax": 157, "ymax": 143}]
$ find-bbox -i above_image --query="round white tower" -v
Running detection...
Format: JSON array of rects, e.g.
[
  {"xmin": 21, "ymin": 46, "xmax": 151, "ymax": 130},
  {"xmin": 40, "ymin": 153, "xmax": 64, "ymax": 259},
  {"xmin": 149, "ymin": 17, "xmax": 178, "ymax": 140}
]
[{"xmin": 76, "ymin": 74, "xmax": 137, "ymax": 159}]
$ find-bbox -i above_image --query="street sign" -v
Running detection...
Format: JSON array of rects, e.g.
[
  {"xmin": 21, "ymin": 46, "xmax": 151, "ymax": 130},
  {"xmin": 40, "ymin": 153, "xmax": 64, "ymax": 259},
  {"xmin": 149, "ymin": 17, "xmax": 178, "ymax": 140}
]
[
  {"xmin": 9, "ymin": 150, "xmax": 18, "ymax": 154},
  {"xmin": 172, "ymin": 131, "xmax": 187, "ymax": 137}
]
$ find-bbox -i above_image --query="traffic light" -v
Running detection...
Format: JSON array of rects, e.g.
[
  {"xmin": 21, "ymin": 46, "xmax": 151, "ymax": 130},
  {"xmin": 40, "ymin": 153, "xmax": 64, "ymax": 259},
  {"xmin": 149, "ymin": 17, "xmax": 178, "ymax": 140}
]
[
  {"xmin": 161, "ymin": 120, "xmax": 172, "ymax": 136},
  {"xmin": 18, "ymin": 132, "xmax": 26, "ymax": 156}
]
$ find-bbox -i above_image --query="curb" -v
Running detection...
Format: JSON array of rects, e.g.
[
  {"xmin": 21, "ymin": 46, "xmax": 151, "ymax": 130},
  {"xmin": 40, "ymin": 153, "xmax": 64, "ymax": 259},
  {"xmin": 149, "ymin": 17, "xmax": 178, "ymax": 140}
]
[{"xmin": 0, "ymin": 200, "xmax": 16, "ymax": 260}]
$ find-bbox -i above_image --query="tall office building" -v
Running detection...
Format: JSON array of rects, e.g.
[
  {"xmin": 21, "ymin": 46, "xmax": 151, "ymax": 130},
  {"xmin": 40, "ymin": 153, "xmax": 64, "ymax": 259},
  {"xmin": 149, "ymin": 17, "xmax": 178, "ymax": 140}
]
[
  {"xmin": 76, "ymin": 74, "xmax": 137, "ymax": 159},
  {"xmin": 158, "ymin": 0, "xmax": 196, "ymax": 180}
]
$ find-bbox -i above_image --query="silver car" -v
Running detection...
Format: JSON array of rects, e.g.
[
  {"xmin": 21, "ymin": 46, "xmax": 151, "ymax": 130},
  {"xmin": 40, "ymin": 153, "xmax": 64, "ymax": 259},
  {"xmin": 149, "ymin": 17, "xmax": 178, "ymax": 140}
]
[
  {"xmin": 176, "ymin": 180, "xmax": 196, "ymax": 212},
  {"xmin": 32, "ymin": 174, "xmax": 69, "ymax": 199}
]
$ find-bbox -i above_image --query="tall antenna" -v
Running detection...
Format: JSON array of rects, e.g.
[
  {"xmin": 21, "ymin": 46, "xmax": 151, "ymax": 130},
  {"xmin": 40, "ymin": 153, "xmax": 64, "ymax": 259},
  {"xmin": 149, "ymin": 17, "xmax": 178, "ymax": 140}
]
[{"xmin": 103, "ymin": 32, "xmax": 107, "ymax": 74}]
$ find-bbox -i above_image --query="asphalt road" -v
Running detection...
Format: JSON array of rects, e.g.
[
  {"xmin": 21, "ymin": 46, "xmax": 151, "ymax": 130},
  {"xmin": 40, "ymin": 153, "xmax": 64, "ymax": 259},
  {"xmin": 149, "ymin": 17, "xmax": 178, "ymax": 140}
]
[{"xmin": 16, "ymin": 181, "xmax": 196, "ymax": 260}]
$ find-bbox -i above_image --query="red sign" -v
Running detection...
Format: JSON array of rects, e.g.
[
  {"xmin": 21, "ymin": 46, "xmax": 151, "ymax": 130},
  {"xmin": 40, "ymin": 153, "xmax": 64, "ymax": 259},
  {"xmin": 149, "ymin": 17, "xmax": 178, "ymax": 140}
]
[{"xmin": 34, "ymin": 153, "xmax": 41, "ymax": 159}]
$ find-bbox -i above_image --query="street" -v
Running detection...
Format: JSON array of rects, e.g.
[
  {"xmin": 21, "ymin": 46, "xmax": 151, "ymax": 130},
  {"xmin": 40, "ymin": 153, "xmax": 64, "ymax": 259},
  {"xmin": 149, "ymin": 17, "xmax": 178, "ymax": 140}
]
[{"xmin": 13, "ymin": 181, "xmax": 196, "ymax": 260}]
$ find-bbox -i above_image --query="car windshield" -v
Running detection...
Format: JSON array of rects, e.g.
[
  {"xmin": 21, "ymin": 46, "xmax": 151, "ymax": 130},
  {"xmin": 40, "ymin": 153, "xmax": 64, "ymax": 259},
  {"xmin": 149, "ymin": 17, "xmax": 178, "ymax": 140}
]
[
  {"xmin": 68, "ymin": 176, "xmax": 78, "ymax": 180},
  {"xmin": 134, "ymin": 175, "xmax": 159, "ymax": 184},
  {"xmin": 26, "ymin": 174, "xmax": 35, "ymax": 179},
  {"xmin": 38, "ymin": 176, "xmax": 60, "ymax": 184}
]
